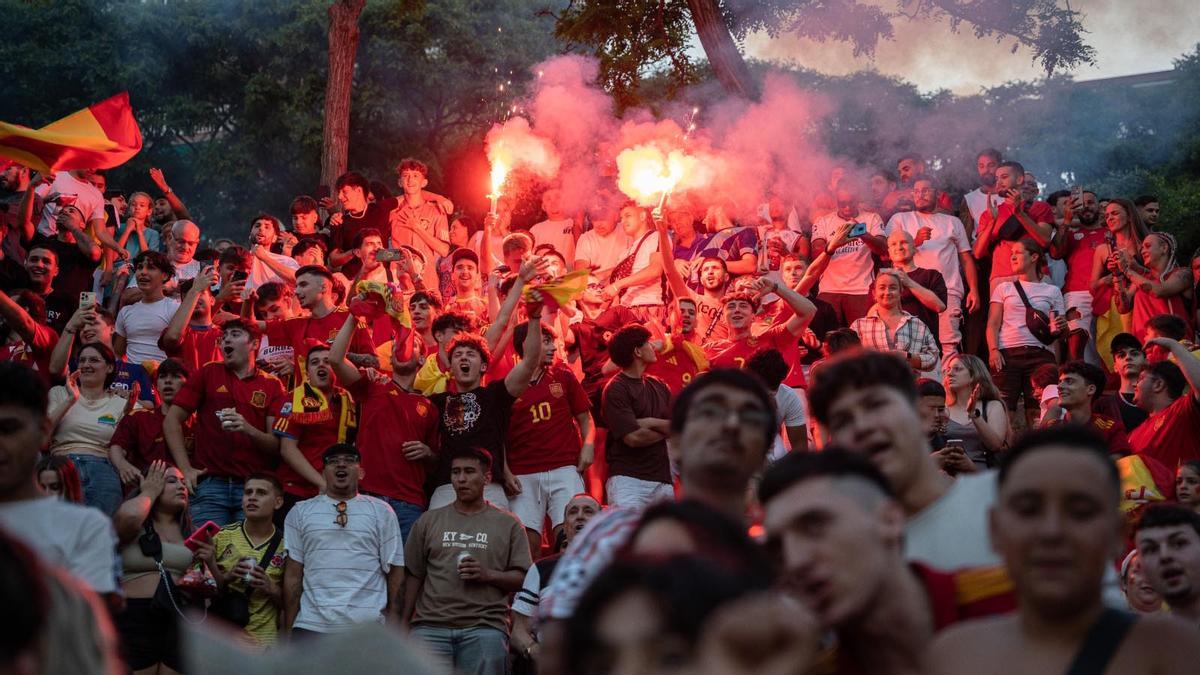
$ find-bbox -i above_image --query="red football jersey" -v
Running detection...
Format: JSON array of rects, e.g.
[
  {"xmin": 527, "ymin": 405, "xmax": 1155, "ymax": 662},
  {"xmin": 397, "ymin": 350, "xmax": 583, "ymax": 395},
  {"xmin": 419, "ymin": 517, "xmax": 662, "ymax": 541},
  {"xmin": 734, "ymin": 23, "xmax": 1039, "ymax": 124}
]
[
  {"xmin": 266, "ymin": 307, "xmax": 374, "ymax": 374},
  {"xmin": 271, "ymin": 392, "xmax": 351, "ymax": 498},
  {"xmin": 163, "ymin": 323, "xmax": 222, "ymax": 373},
  {"xmin": 171, "ymin": 362, "xmax": 285, "ymax": 478},
  {"xmin": 347, "ymin": 376, "xmax": 440, "ymax": 506},
  {"xmin": 1131, "ymin": 395, "xmax": 1200, "ymax": 470},
  {"xmin": 709, "ymin": 325, "xmax": 807, "ymax": 388},
  {"xmin": 506, "ymin": 363, "xmax": 591, "ymax": 475},
  {"xmin": 110, "ymin": 406, "xmax": 192, "ymax": 470},
  {"xmin": 645, "ymin": 340, "xmax": 708, "ymax": 396}
]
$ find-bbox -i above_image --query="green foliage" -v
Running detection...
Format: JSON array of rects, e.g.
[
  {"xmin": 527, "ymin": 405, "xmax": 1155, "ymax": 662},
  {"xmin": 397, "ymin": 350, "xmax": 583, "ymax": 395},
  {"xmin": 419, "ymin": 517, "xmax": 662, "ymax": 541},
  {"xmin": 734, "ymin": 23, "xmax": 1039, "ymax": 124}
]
[
  {"xmin": 553, "ymin": 0, "xmax": 1096, "ymax": 109},
  {"xmin": 0, "ymin": 0, "xmax": 557, "ymax": 239}
]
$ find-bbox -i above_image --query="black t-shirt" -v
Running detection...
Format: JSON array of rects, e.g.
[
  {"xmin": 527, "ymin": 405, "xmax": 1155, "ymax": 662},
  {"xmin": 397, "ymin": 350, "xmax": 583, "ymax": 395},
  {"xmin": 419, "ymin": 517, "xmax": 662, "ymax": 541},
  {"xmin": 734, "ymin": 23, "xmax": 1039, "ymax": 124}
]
[
  {"xmin": 901, "ymin": 267, "xmax": 948, "ymax": 347},
  {"xmin": 33, "ymin": 237, "xmax": 96, "ymax": 305},
  {"xmin": 429, "ymin": 379, "xmax": 516, "ymax": 488},
  {"xmin": 1116, "ymin": 392, "xmax": 1149, "ymax": 433},
  {"xmin": 328, "ymin": 197, "xmax": 397, "ymax": 278}
]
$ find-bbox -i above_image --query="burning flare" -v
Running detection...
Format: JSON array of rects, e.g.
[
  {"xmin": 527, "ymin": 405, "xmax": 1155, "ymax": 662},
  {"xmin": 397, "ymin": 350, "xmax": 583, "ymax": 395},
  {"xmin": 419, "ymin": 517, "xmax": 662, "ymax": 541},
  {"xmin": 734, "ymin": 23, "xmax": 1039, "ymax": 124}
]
[{"xmin": 616, "ymin": 145, "xmax": 695, "ymax": 208}]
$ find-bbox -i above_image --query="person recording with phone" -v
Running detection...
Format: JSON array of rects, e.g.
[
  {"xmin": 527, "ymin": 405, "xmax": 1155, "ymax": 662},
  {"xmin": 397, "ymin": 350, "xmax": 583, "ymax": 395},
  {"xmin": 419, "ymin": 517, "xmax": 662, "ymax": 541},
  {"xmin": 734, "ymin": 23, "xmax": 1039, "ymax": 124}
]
[
  {"xmin": 809, "ymin": 180, "xmax": 887, "ymax": 326},
  {"xmin": 972, "ymin": 161, "xmax": 1056, "ymax": 290}
]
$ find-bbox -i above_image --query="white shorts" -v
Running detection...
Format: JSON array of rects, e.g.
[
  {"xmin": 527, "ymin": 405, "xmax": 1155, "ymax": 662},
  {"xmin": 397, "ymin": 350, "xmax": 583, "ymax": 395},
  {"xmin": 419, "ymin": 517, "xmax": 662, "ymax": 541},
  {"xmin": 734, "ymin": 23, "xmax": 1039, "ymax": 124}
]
[
  {"xmin": 508, "ymin": 465, "xmax": 587, "ymax": 534},
  {"xmin": 605, "ymin": 475, "xmax": 674, "ymax": 510},
  {"xmin": 1063, "ymin": 291, "xmax": 1094, "ymax": 334},
  {"xmin": 428, "ymin": 482, "xmax": 510, "ymax": 511}
]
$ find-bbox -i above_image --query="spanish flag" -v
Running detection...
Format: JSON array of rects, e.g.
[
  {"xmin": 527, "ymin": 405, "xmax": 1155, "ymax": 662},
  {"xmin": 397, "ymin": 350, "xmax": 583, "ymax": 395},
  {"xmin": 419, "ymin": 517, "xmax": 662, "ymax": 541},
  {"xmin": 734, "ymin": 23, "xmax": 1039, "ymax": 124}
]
[
  {"xmin": 524, "ymin": 268, "xmax": 589, "ymax": 312},
  {"xmin": 0, "ymin": 93, "xmax": 143, "ymax": 173}
]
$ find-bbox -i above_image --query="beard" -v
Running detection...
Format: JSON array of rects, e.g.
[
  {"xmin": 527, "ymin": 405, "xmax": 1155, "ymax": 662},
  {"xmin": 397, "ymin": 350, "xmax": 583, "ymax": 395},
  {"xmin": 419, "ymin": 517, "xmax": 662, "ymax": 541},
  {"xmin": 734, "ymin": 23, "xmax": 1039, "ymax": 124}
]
[
  {"xmin": 979, "ymin": 174, "xmax": 997, "ymax": 188},
  {"xmin": 1078, "ymin": 210, "xmax": 1100, "ymax": 226}
]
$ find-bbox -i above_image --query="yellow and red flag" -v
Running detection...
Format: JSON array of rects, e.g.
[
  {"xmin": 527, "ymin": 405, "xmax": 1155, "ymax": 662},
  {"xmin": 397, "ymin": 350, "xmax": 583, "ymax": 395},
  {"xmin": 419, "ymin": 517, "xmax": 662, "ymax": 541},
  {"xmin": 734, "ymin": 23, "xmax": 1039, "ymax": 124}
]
[
  {"xmin": 524, "ymin": 268, "xmax": 589, "ymax": 312},
  {"xmin": 0, "ymin": 93, "xmax": 143, "ymax": 173}
]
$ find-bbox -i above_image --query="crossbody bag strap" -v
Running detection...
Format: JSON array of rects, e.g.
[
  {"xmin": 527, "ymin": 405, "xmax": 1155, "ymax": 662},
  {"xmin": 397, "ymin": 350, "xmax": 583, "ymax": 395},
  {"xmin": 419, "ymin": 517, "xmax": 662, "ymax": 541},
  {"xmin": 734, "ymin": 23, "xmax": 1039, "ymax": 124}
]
[
  {"xmin": 1013, "ymin": 280, "xmax": 1035, "ymax": 310},
  {"xmin": 1062, "ymin": 609, "xmax": 1137, "ymax": 675}
]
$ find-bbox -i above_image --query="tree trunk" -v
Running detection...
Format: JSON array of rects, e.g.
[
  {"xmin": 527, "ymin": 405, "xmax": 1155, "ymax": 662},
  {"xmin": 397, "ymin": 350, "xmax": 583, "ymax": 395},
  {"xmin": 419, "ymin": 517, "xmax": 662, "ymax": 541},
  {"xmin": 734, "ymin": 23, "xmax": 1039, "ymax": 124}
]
[
  {"xmin": 685, "ymin": 0, "xmax": 758, "ymax": 100},
  {"xmin": 321, "ymin": 0, "xmax": 366, "ymax": 188}
]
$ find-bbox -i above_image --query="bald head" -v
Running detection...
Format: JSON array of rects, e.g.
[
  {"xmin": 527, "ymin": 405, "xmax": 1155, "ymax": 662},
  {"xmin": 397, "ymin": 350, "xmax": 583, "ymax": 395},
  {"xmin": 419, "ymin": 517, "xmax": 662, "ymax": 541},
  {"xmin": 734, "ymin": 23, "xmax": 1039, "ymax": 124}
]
[
  {"xmin": 169, "ymin": 220, "xmax": 201, "ymax": 264},
  {"xmin": 886, "ymin": 227, "xmax": 915, "ymax": 265}
]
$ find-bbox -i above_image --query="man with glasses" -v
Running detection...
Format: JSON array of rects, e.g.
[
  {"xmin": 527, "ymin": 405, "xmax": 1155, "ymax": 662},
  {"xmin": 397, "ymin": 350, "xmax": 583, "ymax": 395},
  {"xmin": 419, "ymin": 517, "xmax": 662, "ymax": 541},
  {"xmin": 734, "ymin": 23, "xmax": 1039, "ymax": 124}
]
[{"xmin": 282, "ymin": 443, "xmax": 405, "ymax": 636}]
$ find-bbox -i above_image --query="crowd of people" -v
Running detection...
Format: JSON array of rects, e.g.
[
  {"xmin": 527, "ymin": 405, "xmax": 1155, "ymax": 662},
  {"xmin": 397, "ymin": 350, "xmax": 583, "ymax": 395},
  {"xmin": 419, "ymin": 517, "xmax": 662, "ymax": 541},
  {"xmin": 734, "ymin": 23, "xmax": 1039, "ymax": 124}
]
[{"xmin": 1, "ymin": 147, "xmax": 1200, "ymax": 674}]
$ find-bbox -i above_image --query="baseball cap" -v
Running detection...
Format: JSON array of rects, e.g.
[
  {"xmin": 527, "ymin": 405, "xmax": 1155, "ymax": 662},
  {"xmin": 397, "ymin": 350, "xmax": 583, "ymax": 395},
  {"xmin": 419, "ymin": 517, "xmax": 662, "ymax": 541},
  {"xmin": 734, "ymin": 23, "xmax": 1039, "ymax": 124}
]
[
  {"xmin": 1110, "ymin": 332, "xmax": 1142, "ymax": 354},
  {"xmin": 321, "ymin": 443, "xmax": 361, "ymax": 463},
  {"xmin": 450, "ymin": 248, "xmax": 479, "ymax": 267}
]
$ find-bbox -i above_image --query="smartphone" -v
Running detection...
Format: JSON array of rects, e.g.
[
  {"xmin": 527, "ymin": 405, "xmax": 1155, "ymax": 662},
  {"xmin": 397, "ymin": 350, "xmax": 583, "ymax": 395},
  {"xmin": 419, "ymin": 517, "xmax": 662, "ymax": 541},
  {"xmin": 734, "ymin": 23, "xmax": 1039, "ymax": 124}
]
[
  {"xmin": 376, "ymin": 248, "xmax": 406, "ymax": 262},
  {"xmin": 183, "ymin": 521, "xmax": 221, "ymax": 551},
  {"xmin": 231, "ymin": 270, "xmax": 249, "ymax": 283},
  {"xmin": 79, "ymin": 291, "xmax": 96, "ymax": 309},
  {"xmin": 1070, "ymin": 184, "xmax": 1083, "ymax": 202},
  {"xmin": 848, "ymin": 222, "xmax": 868, "ymax": 238}
]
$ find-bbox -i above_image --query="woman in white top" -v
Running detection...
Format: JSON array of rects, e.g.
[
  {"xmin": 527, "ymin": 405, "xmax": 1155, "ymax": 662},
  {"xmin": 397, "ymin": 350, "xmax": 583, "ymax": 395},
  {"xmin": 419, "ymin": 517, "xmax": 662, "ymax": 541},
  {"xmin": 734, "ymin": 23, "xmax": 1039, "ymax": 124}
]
[
  {"xmin": 47, "ymin": 342, "xmax": 129, "ymax": 515},
  {"xmin": 986, "ymin": 238, "xmax": 1068, "ymax": 427}
]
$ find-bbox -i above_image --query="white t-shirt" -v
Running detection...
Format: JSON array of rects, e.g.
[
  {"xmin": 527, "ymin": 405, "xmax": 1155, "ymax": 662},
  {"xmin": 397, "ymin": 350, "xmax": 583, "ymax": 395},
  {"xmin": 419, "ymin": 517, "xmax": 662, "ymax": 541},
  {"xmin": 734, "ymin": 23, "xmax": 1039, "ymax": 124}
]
[
  {"xmin": 530, "ymin": 218, "xmax": 576, "ymax": 266},
  {"xmin": 885, "ymin": 211, "xmax": 971, "ymax": 297},
  {"xmin": 771, "ymin": 385, "xmax": 808, "ymax": 460},
  {"xmin": 513, "ymin": 561, "xmax": 546, "ymax": 617},
  {"xmin": 619, "ymin": 232, "xmax": 663, "ymax": 308},
  {"xmin": 904, "ymin": 471, "xmax": 999, "ymax": 569},
  {"xmin": 962, "ymin": 188, "xmax": 997, "ymax": 235},
  {"xmin": 992, "ymin": 280, "xmax": 1065, "ymax": 350},
  {"xmin": 575, "ymin": 229, "xmax": 630, "ymax": 280},
  {"xmin": 247, "ymin": 251, "xmax": 300, "ymax": 291},
  {"xmin": 116, "ymin": 297, "xmax": 180, "ymax": 364},
  {"xmin": 809, "ymin": 211, "xmax": 884, "ymax": 294},
  {"xmin": 468, "ymin": 231, "xmax": 505, "ymax": 270},
  {"xmin": 124, "ymin": 258, "xmax": 202, "ymax": 290},
  {"xmin": 34, "ymin": 171, "xmax": 106, "ymax": 237},
  {"xmin": 284, "ymin": 493, "xmax": 404, "ymax": 633},
  {"xmin": 47, "ymin": 387, "xmax": 127, "ymax": 455},
  {"xmin": 0, "ymin": 497, "xmax": 119, "ymax": 594}
]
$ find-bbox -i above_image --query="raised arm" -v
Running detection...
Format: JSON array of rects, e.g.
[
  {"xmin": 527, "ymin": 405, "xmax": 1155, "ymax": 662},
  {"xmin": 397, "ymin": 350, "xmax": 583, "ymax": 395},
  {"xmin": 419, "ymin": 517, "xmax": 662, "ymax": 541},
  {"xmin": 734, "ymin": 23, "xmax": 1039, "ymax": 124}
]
[
  {"xmin": 161, "ymin": 266, "xmax": 215, "ymax": 353},
  {"xmin": 1146, "ymin": 338, "xmax": 1200, "ymax": 403},
  {"xmin": 655, "ymin": 214, "xmax": 692, "ymax": 301},
  {"xmin": 329, "ymin": 312, "xmax": 364, "ymax": 388},
  {"xmin": 0, "ymin": 290, "xmax": 40, "ymax": 344},
  {"xmin": 149, "ymin": 168, "xmax": 192, "ymax": 220},
  {"xmin": 484, "ymin": 257, "xmax": 548, "ymax": 352},
  {"xmin": 504, "ymin": 300, "xmax": 544, "ymax": 398}
]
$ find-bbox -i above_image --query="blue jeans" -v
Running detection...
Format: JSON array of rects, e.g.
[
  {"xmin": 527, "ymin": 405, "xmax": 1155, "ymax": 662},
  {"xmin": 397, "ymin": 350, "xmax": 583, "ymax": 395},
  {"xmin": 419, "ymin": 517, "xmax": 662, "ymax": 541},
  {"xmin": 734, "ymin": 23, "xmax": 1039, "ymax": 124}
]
[
  {"xmin": 190, "ymin": 476, "xmax": 244, "ymax": 527},
  {"xmin": 411, "ymin": 625, "xmax": 508, "ymax": 675},
  {"xmin": 70, "ymin": 454, "xmax": 123, "ymax": 516},
  {"xmin": 377, "ymin": 496, "xmax": 424, "ymax": 542}
]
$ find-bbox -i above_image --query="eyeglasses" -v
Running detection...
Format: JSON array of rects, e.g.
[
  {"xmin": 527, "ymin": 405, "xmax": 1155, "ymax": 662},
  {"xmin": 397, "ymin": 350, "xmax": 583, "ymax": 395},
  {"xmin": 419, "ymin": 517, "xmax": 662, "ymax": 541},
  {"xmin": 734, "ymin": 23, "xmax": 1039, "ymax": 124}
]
[
  {"xmin": 334, "ymin": 500, "xmax": 348, "ymax": 528},
  {"xmin": 687, "ymin": 402, "xmax": 772, "ymax": 431}
]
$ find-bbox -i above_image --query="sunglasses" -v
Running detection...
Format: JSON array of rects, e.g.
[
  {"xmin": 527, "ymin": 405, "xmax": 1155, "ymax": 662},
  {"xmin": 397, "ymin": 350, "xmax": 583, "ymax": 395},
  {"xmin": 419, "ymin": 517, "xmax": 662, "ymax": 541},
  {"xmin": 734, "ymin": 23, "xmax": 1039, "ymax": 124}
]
[{"xmin": 335, "ymin": 500, "xmax": 348, "ymax": 528}]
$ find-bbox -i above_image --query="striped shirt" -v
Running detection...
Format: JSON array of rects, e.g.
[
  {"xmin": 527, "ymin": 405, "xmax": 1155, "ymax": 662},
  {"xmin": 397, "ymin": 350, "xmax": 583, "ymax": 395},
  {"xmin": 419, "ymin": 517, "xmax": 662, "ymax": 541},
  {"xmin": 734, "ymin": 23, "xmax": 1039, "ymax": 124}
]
[
  {"xmin": 284, "ymin": 494, "xmax": 403, "ymax": 633},
  {"xmin": 851, "ymin": 307, "xmax": 941, "ymax": 371}
]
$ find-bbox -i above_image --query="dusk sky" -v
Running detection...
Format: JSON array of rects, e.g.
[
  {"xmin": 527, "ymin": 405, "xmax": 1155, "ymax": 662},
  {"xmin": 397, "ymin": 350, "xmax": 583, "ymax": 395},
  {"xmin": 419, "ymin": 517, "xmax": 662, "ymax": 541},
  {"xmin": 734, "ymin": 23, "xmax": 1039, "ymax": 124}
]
[{"xmin": 742, "ymin": 0, "xmax": 1200, "ymax": 93}]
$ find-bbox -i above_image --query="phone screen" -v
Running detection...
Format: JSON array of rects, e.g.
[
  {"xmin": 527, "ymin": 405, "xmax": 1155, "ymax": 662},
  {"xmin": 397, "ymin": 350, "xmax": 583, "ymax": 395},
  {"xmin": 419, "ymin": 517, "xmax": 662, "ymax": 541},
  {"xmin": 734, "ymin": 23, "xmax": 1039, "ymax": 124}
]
[{"xmin": 848, "ymin": 222, "xmax": 868, "ymax": 238}]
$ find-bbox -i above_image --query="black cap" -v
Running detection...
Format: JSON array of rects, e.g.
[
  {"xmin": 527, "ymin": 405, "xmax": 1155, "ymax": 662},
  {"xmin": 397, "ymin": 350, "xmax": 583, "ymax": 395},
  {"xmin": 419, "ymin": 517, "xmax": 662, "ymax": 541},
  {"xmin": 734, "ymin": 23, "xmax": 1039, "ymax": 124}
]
[
  {"xmin": 321, "ymin": 443, "xmax": 360, "ymax": 463},
  {"xmin": 1110, "ymin": 332, "xmax": 1142, "ymax": 354},
  {"xmin": 450, "ymin": 247, "xmax": 479, "ymax": 267}
]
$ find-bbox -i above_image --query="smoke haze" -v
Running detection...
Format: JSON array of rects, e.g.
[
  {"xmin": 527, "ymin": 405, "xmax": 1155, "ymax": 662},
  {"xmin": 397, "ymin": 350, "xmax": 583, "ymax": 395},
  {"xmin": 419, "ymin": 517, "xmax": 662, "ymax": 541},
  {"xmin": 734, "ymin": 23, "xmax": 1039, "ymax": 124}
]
[{"xmin": 744, "ymin": 0, "xmax": 1200, "ymax": 93}]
